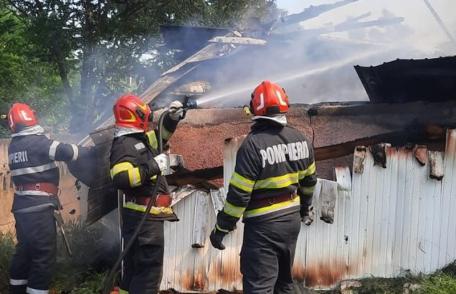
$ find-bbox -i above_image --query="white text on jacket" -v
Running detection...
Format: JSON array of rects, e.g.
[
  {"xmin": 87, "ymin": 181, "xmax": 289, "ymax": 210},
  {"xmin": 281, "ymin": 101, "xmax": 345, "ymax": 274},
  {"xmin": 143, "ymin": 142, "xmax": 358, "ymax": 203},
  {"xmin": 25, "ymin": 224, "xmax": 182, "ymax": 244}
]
[
  {"xmin": 260, "ymin": 141, "xmax": 309, "ymax": 168},
  {"xmin": 9, "ymin": 151, "xmax": 29, "ymax": 164}
]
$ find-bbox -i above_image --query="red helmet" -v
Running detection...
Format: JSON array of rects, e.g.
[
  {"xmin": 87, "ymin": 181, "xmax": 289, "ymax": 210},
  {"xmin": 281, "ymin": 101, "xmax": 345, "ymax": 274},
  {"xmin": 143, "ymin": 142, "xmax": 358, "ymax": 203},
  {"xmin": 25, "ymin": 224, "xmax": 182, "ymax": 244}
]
[
  {"xmin": 250, "ymin": 80, "xmax": 289, "ymax": 116},
  {"xmin": 8, "ymin": 103, "xmax": 38, "ymax": 133},
  {"xmin": 113, "ymin": 94, "xmax": 152, "ymax": 131}
]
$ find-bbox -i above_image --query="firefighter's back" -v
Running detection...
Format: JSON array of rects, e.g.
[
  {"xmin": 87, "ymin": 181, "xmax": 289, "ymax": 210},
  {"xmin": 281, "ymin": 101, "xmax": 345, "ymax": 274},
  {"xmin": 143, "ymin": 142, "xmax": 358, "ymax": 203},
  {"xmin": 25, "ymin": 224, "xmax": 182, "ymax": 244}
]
[{"xmin": 241, "ymin": 121, "xmax": 314, "ymax": 223}]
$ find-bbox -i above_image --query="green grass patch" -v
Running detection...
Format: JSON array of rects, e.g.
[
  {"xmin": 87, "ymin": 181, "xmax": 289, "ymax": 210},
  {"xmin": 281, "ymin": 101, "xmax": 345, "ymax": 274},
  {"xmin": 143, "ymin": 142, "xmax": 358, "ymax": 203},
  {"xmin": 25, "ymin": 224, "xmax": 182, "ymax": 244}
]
[
  {"xmin": 0, "ymin": 233, "xmax": 15, "ymax": 293},
  {"xmin": 52, "ymin": 220, "xmax": 117, "ymax": 293},
  {"xmin": 355, "ymin": 276, "xmax": 419, "ymax": 294},
  {"xmin": 418, "ymin": 273, "xmax": 456, "ymax": 294}
]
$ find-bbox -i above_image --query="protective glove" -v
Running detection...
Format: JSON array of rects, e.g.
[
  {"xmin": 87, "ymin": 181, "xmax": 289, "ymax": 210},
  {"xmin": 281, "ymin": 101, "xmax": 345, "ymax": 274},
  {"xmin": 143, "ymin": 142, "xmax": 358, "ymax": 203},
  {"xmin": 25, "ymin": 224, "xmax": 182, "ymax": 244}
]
[
  {"xmin": 153, "ymin": 153, "xmax": 169, "ymax": 173},
  {"xmin": 300, "ymin": 205, "xmax": 314, "ymax": 226},
  {"xmin": 210, "ymin": 226, "xmax": 227, "ymax": 250},
  {"xmin": 168, "ymin": 100, "xmax": 184, "ymax": 121}
]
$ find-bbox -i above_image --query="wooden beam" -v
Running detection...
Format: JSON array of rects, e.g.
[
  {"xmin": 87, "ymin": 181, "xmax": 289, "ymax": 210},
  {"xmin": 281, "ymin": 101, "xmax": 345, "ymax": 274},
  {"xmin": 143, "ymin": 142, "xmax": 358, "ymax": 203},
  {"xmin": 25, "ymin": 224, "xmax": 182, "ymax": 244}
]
[{"xmin": 208, "ymin": 36, "xmax": 267, "ymax": 46}]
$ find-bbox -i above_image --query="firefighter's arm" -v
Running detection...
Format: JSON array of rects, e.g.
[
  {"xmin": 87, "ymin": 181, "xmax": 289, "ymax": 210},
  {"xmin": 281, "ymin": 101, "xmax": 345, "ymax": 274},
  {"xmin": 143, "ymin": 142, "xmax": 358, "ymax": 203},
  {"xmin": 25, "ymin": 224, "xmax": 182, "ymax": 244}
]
[
  {"xmin": 145, "ymin": 115, "xmax": 178, "ymax": 150},
  {"xmin": 298, "ymin": 147, "xmax": 317, "ymax": 225},
  {"xmin": 215, "ymin": 172, "xmax": 255, "ymax": 233},
  {"xmin": 110, "ymin": 147, "xmax": 161, "ymax": 190},
  {"xmin": 211, "ymin": 140, "xmax": 260, "ymax": 250},
  {"xmin": 216, "ymin": 140, "xmax": 260, "ymax": 233},
  {"xmin": 145, "ymin": 101, "xmax": 183, "ymax": 148},
  {"xmin": 48, "ymin": 140, "xmax": 89, "ymax": 162}
]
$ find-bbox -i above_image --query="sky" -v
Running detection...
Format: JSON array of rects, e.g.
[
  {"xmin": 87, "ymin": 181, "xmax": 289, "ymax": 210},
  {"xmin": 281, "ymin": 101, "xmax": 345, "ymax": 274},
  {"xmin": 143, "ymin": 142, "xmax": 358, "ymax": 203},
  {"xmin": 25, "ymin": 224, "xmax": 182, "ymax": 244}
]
[{"xmin": 276, "ymin": 0, "xmax": 456, "ymax": 54}]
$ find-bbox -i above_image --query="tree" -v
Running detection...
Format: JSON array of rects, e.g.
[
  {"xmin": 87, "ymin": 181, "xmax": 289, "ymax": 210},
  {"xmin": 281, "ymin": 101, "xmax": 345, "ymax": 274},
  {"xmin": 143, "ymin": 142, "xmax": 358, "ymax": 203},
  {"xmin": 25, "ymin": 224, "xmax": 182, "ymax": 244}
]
[
  {"xmin": 4, "ymin": 0, "xmax": 278, "ymax": 134},
  {"xmin": 0, "ymin": 0, "xmax": 66, "ymax": 136}
]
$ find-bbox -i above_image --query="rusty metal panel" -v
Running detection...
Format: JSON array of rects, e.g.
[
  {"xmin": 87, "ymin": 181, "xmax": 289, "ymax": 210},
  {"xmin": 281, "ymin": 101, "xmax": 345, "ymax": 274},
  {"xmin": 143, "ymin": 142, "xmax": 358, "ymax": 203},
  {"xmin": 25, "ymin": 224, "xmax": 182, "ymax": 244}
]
[
  {"xmin": 209, "ymin": 188, "xmax": 225, "ymax": 213},
  {"xmin": 192, "ymin": 191, "xmax": 210, "ymax": 248},
  {"xmin": 346, "ymin": 131, "xmax": 456, "ymax": 283},
  {"xmin": 161, "ymin": 188, "xmax": 243, "ymax": 292},
  {"xmin": 299, "ymin": 177, "xmax": 351, "ymax": 289},
  {"xmin": 159, "ymin": 129, "xmax": 456, "ymax": 291}
]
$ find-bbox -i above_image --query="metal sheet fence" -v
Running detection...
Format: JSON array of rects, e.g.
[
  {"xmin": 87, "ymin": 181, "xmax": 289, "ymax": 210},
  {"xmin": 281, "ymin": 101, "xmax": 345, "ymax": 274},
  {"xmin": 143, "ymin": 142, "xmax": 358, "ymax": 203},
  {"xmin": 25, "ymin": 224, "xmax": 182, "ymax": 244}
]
[{"xmin": 160, "ymin": 129, "xmax": 456, "ymax": 291}]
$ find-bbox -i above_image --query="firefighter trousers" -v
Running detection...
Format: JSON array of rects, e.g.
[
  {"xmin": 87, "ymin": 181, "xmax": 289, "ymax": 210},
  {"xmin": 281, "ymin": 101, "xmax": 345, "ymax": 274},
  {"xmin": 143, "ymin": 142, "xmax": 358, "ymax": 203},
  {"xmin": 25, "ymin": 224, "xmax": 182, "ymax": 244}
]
[
  {"xmin": 120, "ymin": 209, "xmax": 164, "ymax": 294},
  {"xmin": 9, "ymin": 209, "xmax": 56, "ymax": 294},
  {"xmin": 240, "ymin": 211, "xmax": 301, "ymax": 294}
]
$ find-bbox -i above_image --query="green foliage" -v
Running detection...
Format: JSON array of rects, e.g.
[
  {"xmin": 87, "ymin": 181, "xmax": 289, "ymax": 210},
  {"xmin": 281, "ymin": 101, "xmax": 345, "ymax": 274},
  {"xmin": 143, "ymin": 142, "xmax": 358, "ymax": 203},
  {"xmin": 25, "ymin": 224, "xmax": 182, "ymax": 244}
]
[
  {"xmin": 354, "ymin": 276, "xmax": 418, "ymax": 294},
  {"xmin": 2, "ymin": 0, "xmax": 279, "ymax": 133},
  {"xmin": 68, "ymin": 272, "xmax": 107, "ymax": 294},
  {"xmin": 0, "ymin": 233, "xmax": 15, "ymax": 293},
  {"xmin": 418, "ymin": 273, "xmax": 456, "ymax": 294},
  {"xmin": 0, "ymin": 0, "xmax": 68, "ymax": 137},
  {"xmin": 52, "ymin": 220, "xmax": 116, "ymax": 292},
  {"xmin": 203, "ymin": 0, "xmax": 278, "ymax": 28}
]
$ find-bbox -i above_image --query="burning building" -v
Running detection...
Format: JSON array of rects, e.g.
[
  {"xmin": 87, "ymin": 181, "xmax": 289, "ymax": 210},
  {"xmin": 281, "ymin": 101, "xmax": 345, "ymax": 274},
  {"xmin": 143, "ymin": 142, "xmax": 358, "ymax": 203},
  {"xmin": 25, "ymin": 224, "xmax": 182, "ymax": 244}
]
[{"xmin": 1, "ymin": 0, "xmax": 456, "ymax": 291}]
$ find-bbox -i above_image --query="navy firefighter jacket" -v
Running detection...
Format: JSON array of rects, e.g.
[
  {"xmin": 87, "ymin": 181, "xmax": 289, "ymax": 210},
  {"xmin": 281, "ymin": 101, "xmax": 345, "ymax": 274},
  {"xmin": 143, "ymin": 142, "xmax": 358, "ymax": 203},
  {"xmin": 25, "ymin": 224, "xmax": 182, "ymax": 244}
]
[
  {"xmin": 8, "ymin": 127, "xmax": 84, "ymax": 212},
  {"xmin": 216, "ymin": 119, "xmax": 318, "ymax": 231}
]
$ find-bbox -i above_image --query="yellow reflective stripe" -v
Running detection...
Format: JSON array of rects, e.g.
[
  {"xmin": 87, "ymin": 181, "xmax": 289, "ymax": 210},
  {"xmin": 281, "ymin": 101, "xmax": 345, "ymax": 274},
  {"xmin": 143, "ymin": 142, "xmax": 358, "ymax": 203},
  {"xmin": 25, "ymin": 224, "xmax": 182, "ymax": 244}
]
[
  {"xmin": 150, "ymin": 175, "xmax": 157, "ymax": 181},
  {"xmin": 160, "ymin": 125, "xmax": 172, "ymax": 140},
  {"xmin": 123, "ymin": 202, "xmax": 174, "ymax": 215},
  {"xmin": 298, "ymin": 162, "xmax": 316, "ymax": 180},
  {"xmin": 129, "ymin": 167, "xmax": 141, "ymax": 187},
  {"xmin": 244, "ymin": 196, "xmax": 300, "ymax": 218},
  {"xmin": 119, "ymin": 289, "xmax": 129, "ymax": 294},
  {"xmin": 146, "ymin": 131, "xmax": 158, "ymax": 149},
  {"xmin": 301, "ymin": 185, "xmax": 315, "ymax": 195},
  {"xmin": 110, "ymin": 162, "xmax": 141, "ymax": 187},
  {"xmin": 230, "ymin": 172, "xmax": 255, "ymax": 193},
  {"xmin": 223, "ymin": 201, "xmax": 246, "ymax": 218},
  {"xmin": 216, "ymin": 224, "xmax": 229, "ymax": 233},
  {"xmin": 254, "ymin": 172, "xmax": 299, "ymax": 190},
  {"xmin": 110, "ymin": 162, "xmax": 133, "ymax": 178}
]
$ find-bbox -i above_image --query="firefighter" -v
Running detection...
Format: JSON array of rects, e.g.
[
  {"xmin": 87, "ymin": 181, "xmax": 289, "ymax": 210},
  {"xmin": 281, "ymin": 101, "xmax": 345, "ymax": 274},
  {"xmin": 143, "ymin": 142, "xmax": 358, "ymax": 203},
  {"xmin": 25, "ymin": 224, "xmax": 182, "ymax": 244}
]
[
  {"xmin": 7, "ymin": 103, "xmax": 89, "ymax": 294},
  {"xmin": 110, "ymin": 94, "xmax": 184, "ymax": 294},
  {"xmin": 210, "ymin": 81, "xmax": 317, "ymax": 293}
]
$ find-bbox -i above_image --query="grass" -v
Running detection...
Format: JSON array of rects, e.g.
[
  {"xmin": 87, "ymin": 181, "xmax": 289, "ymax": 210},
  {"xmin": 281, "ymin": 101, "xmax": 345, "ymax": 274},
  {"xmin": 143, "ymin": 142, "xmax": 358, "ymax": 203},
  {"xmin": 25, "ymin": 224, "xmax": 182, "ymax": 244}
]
[
  {"xmin": 0, "ymin": 232, "xmax": 15, "ymax": 293},
  {"xmin": 418, "ymin": 273, "xmax": 456, "ymax": 294},
  {"xmin": 353, "ymin": 276, "xmax": 420, "ymax": 294},
  {"xmin": 52, "ymin": 220, "xmax": 118, "ymax": 293}
]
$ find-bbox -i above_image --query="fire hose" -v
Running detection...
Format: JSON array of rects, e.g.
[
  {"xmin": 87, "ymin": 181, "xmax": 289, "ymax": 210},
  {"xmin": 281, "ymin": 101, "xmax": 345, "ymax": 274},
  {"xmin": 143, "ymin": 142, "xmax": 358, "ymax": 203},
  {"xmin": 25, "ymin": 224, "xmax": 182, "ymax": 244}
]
[{"xmin": 102, "ymin": 97, "xmax": 197, "ymax": 293}]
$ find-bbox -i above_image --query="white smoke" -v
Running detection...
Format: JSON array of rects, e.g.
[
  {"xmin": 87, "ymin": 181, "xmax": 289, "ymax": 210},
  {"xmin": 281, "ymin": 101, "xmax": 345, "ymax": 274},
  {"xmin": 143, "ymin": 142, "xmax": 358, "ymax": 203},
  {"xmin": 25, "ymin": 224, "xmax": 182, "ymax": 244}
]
[
  {"xmin": 279, "ymin": 0, "xmax": 456, "ymax": 54},
  {"xmin": 191, "ymin": 0, "xmax": 456, "ymax": 107}
]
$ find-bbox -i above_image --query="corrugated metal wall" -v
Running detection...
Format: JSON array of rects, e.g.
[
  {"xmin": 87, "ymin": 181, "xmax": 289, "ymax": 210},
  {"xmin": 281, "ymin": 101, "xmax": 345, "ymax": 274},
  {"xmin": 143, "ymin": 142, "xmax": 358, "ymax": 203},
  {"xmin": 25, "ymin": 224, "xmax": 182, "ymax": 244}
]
[{"xmin": 161, "ymin": 129, "xmax": 456, "ymax": 292}]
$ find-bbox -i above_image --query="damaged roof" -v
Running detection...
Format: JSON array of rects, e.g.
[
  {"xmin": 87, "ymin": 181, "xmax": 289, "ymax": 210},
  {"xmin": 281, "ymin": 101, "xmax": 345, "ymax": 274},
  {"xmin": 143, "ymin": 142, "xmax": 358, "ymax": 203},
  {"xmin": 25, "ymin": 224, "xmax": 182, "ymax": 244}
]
[
  {"xmin": 355, "ymin": 55, "xmax": 456, "ymax": 103},
  {"xmin": 168, "ymin": 100, "xmax": 454, "ymax": 173}
]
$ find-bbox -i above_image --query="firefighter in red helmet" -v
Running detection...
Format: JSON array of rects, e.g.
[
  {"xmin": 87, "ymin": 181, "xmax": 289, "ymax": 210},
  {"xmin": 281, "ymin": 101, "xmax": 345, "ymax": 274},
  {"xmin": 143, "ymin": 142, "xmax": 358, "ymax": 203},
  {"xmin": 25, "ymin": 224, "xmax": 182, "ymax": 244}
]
[
  {"xmin": 210, "ymin": 81, "xmax": 317, "ymax": 293},
  {"xmin": 110, "ymin": 94, "xmax": 184, "ymax": 293},
  {"xmin": 7, "ymin": 103, "xmax": 90, "ymax": 294}
]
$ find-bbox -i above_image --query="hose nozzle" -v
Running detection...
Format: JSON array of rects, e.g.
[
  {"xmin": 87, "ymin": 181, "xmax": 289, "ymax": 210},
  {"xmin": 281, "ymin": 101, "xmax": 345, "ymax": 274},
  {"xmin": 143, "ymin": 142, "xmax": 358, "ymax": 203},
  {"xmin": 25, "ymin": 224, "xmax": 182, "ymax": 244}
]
[
  {"xmin": 183, "ymin": 95, "xmax": 198, "ymax": 110},
  {"xmin": 243, "ymin": 105, "xmax": 252, "ymax": 117}
]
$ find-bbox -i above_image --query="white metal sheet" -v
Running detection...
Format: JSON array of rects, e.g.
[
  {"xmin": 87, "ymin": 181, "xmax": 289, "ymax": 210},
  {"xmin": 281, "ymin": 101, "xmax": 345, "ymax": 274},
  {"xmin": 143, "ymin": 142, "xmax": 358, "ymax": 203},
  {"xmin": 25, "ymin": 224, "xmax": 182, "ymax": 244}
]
[{"xmin": 160, "ymin": 129, "xmax": 456, "ymax": 291}]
